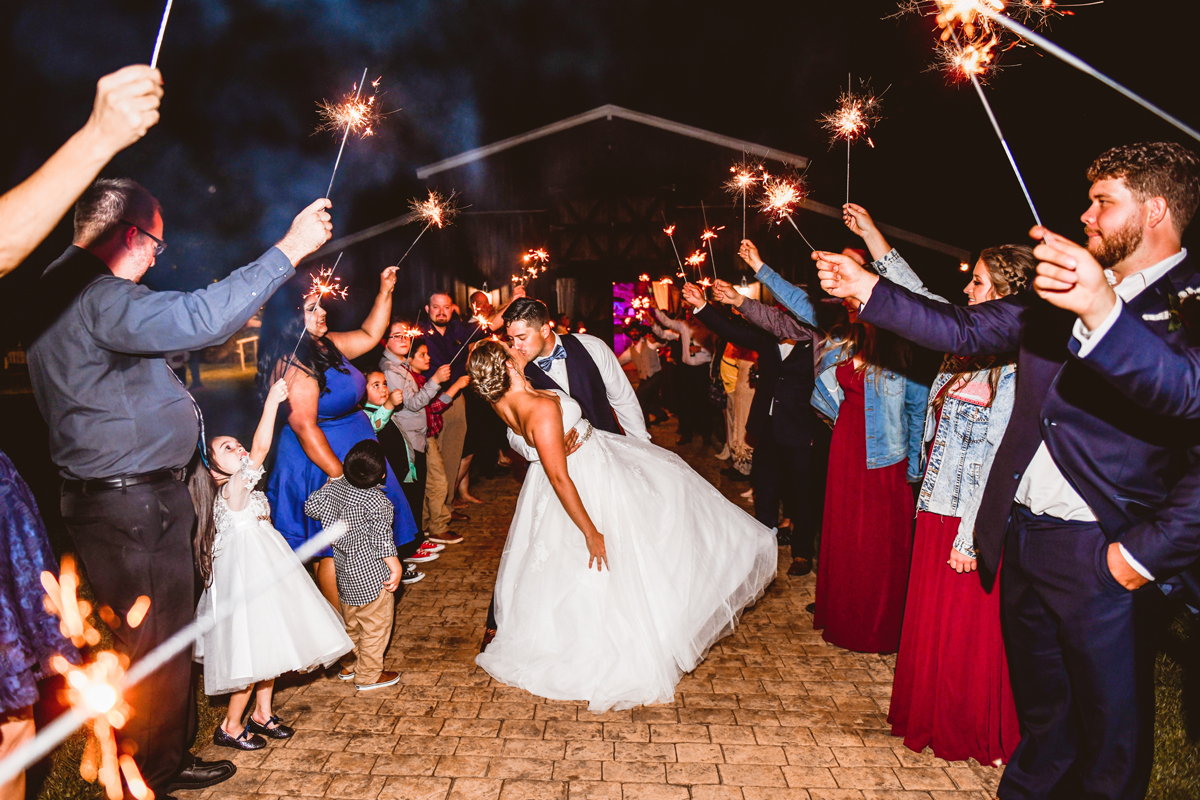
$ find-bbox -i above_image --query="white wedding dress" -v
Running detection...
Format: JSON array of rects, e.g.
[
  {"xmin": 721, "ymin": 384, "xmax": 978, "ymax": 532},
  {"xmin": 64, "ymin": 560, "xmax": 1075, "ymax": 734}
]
[
  {"xmin": 477, "ymin": 393, "xmax": 778, "ymax": 712},
  {"xmin": 195, "ymin": 460, "xmax": 352, "ymax": 694}
]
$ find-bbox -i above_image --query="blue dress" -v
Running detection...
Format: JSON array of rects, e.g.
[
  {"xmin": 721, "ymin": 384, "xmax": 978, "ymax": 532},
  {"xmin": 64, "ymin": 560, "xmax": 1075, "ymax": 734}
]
[
  {"xmin": 0, "ymin": 450, "xmax": 80, "ymax": 714},
  {"xmin": 269, "ymin": 356, "xmax": 418, "ymax": 559}
]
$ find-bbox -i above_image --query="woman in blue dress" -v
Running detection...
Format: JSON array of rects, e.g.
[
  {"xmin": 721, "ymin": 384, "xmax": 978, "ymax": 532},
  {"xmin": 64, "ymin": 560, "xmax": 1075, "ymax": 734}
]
[{"xmin": 259, "ymin": 265, "xmax": 418, "ymax": 610}]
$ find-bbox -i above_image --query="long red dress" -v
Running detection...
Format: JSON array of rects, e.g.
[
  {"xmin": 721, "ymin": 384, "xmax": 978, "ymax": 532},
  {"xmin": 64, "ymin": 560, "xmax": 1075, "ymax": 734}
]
[
  {"xmin": 813, "ymin": 361, "xmax": 914, "ymax": 653},
  {"xmin": 888, "ymin": 402, "xmax": 1020, "ymax": 764}
]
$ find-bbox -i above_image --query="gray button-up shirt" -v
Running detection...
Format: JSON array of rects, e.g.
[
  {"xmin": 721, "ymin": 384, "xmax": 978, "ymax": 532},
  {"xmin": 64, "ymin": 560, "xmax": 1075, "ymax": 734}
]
[{"xmin": 28, "ymin": 245, "xmax": 295, "ymax": 480}]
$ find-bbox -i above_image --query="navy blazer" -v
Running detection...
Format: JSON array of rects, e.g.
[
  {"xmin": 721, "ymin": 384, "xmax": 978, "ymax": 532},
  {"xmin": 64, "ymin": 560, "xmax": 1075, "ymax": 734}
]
[
  {"xmin": 694, "ymin": 305, "xmax": 816, "ymax": 448},
  {"xmin": 859, "ymin": 255, "xmax": 1200, "ymax": 584}
]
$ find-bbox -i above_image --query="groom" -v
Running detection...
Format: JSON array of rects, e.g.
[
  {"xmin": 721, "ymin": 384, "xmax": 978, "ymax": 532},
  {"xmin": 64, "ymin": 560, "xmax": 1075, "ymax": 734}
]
[{"xmin": 477, "ymin": 297, "xmax": 650, "ymax": 647}]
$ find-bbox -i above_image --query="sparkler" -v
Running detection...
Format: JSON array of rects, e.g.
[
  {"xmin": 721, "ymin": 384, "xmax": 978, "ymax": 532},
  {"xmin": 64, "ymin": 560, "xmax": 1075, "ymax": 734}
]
[
  {"xmin": 757, "ymin": 172, "xmax": 817, "ymax": 251},
  {"xmin": 912, "ymin": 1, "xmax": 1200, "ymax": 142},
  {"xmin": 700, "ymin": 201, "xmax": 723, "ymax": 282},
  {"xmin": 284, "ymin": 253, "xmax": 346, "ymax": 374},
  {"xmin": 819, "ymin": 76, "xmax": 886, "ymax": 204},
  {"xmin": 449, "ymin": 313, "xmax": 493, "ymax": 365},
  {"xmin": 0, "ymin": 523, "xmax": 349, "ymax": 788},
  {"xmin": 685, "ymin": 249, "xmax": 708, "ymax": 282},
  {"xmin": 724, "ymin": 159, "xmax": 762, "ymax": 240},
  {"xmin": 149, "ymin": 0, "xmax": 174, "ymax": 70},
  {"xmin": 316, "ymin": 68, "xmax": 380, "ymax": 199},
  {"xmin": 511, "ymin": 248, "xmax": 550, "ymax": 287},
  {"xmin": 396, "ymin": 190, "xmax": 461, "ymax": 268},
  {"xmin": 661, "ymin": 221, "xmax": 687, "ymax": 279}
]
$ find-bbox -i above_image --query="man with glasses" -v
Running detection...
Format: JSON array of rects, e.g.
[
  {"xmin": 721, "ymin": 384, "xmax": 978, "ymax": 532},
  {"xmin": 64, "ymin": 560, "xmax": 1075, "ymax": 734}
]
[{"xmin": 26, "ymin": 177, "xmax": 332, "ymax": 799}]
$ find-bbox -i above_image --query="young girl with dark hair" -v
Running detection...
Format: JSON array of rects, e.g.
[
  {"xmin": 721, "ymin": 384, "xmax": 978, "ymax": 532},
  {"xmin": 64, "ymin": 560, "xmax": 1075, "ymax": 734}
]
[{"xmin": 190, "ymin": 379, "xmax": 351, "ymax": 751}]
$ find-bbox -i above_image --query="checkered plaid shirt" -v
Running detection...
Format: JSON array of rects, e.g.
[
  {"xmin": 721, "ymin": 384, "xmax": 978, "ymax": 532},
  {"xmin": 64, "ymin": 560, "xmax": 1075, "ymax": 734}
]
[{"xmin": 303, "ymin": 477, "xmax": 396, "ymax": 605}]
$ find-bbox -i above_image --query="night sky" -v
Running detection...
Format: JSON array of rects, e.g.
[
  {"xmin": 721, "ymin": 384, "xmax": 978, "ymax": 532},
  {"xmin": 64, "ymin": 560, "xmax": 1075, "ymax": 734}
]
[{"xmin": 2, "ymin": 0, "xmax": 1197, "ymax": 310}]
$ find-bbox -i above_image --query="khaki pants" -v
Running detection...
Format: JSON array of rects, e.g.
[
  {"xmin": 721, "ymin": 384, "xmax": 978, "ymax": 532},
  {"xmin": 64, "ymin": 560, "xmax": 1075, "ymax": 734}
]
[
  {"xmin": 340, "ymin": 586, "xmax": 395, "ymax": 686},
  {"xmin": 438, "ymin": 396, "xmax": 467, "ymax": 505},
  {"xmin": 423, "ymin": 438, "xmax": 451, "ymax": 535}
]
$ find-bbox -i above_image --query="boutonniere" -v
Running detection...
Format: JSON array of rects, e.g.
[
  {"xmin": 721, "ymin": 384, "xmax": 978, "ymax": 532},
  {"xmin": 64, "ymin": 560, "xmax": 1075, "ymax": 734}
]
[{"xmin": 1167, "ymin": 286, "xmax": 1200, "ymax": 332}]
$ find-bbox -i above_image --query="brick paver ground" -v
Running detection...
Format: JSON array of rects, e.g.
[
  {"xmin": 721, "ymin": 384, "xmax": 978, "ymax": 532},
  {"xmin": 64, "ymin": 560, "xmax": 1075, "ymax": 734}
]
[{"xmin": 177, "ymin": 422, "xmax": 1004, "ymax": 800}]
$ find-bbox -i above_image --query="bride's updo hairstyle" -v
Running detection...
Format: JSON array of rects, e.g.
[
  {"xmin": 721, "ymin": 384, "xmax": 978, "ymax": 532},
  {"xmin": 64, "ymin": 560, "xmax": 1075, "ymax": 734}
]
[{"xmin": 468, "ymin": 339, "xmax": 513, "ymax": 403}]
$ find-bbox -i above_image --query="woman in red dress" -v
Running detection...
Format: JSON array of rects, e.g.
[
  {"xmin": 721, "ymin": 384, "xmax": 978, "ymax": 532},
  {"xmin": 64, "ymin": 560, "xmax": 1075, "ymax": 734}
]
[{"xmin": 811, "ymin": 298, "xmax": 927, "ymax": 654}]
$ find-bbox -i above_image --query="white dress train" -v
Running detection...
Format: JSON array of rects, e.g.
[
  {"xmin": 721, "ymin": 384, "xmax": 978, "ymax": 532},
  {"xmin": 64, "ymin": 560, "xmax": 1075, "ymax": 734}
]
[
  {"xmin": 195, "ymin": 462, "xmax": 352, "ymax": 695},
  {"xmin": 477, "ymin": 393, "xmax": 778, "ymax": 712}
]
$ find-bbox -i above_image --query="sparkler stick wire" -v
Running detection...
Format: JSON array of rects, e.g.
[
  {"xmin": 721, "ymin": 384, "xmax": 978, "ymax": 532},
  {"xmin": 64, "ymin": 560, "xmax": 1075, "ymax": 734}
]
[
  {"xmin": 986, "ymin": 11, "xmax": 1200, "ymax": 143},
  {"xmin": 660, "ymin": 213, "xmax": 686, "ymax": 274},
  {"xmin": 700, "ymin": 201, "xmax": 717, "ymax": 282},
  {"xmin": 784, "ymin": 215, "xmax": 817, "ymax": 252},
  {"xmin": 396, "ymin": 222, "xmax": 435, "ymax": 269},
  {"xmin": 325, "ymin": 67, "xmax": 369, "ymax": 199},
  {"xmin": 149, "ymin": 0, "xmax": 174, "ymax": 70},
  {"xmin": 286, "ymin": 252, "xmax": 344, "ymax": 372},
  {"xmin": 846, "ymin": 73, "xmax": 851, "ymax": 206},
  {"xmin": 0, "ymin": 523, "xmax": 348, "ymax": 786},
  {"xmin": 449, "ymin": 318, "xmax": 492, "ymax": 365},
  {"xmin": 949, "ymin": 28, "xmax": 1043, "ymax": 226}
]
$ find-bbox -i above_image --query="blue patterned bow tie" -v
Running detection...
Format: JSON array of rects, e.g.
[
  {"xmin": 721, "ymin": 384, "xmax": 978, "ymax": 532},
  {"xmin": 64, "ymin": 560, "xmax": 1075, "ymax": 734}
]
[{"xmin": 536, "ymin": 343, "xmax": 567, "ymax": 372}]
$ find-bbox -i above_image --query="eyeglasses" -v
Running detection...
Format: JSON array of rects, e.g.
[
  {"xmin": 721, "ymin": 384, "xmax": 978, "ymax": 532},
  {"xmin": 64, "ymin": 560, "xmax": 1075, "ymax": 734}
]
[
  {"xmin": 120, "ymin": 219, "xmax": 167, "ymax": 256},
  {"xmin": 386, "ymin": 333, "xmax": 411, "ymax": 340}
]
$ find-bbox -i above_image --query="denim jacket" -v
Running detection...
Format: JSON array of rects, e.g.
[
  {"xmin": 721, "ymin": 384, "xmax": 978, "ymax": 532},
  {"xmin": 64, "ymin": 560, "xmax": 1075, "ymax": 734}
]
[
  {"xmin": 755, "ymin": 263, "xmax": 928, "ymax": 481},
  {"xmin": 872, "ymin": 248, "xmax": 1017, "ymax": 558}
]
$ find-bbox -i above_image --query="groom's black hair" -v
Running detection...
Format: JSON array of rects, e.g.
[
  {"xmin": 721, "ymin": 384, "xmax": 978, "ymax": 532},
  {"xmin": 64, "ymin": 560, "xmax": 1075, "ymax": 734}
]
[{"xmin": 503, "ymin": 297, "xmax": 550, "ymax": 328}]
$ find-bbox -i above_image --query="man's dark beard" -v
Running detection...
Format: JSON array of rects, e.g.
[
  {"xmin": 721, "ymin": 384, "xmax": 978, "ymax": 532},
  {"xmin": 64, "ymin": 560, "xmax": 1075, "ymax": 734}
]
[{"xmin": 1089, "ymin": 218, "xmax": 1144, "ymax": 268}]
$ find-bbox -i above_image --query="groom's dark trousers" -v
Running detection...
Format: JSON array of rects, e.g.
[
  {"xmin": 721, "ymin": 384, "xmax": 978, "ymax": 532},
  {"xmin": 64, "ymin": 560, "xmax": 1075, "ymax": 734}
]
[{"xmin": 857, "ymin": 257, "xmax": 1200, "ymax": 799}]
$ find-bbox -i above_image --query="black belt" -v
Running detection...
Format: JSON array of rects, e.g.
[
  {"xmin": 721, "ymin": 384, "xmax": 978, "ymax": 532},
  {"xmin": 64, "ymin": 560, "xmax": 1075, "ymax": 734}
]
[{"xmin": 63, "ymin": 468, "xmax": 186, "ymax": 494}]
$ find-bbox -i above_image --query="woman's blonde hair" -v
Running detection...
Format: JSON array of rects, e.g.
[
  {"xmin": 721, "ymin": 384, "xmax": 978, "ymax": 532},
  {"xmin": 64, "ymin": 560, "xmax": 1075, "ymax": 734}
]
[{"xmin": 467, "ymin": 339, "xmax": 513, "ymax": 402}]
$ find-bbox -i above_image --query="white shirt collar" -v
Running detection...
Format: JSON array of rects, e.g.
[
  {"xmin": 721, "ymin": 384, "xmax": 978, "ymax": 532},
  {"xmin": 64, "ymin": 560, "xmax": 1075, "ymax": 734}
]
[{"xmin": 1106, "ymin": 247, "xmax": 1188, "ymax": 301}]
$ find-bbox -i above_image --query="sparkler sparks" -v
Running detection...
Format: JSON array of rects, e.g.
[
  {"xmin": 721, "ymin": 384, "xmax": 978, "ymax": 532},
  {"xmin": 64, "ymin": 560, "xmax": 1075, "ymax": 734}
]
[
  {"xmin": 756, "ymin": 172, "xmax": 818, "ymax": 252},
  {"xmin": 394, "ymin": 190, "xmax": 461, "ymax": 267},
  {"xmin": 316, "ymin": 76, "xmax": 384, "ymax": 138},
  {"xmin": 724, "ymin": 159, "xmax": 763, "ymax": 240},
  {"xmin": 450, "ymin": 313, "xmax": 494, "ymax": 364},
  {"xmin": 308, "ymin": 267, "xmax": 350, "ymax": 302},
  {"xmin": 820, "ymin": 77, "xmax": 886, "ymax": 203},
  {"xmin": 511, "ymin": 248, "xmax": 550, "ymax": 287}
]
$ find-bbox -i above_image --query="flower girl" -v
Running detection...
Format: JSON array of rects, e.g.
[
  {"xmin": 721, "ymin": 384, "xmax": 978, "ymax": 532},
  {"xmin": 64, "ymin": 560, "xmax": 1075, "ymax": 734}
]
[{"xmin": 192, "ymin": 379, "xmax": 352, "ymax": 750}]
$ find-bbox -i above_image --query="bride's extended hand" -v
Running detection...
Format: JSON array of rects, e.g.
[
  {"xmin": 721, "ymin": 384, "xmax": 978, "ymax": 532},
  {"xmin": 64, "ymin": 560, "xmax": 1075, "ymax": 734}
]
[{"xmin": 586, "ymin": 531, "xmax": 609, "ymax": 572}]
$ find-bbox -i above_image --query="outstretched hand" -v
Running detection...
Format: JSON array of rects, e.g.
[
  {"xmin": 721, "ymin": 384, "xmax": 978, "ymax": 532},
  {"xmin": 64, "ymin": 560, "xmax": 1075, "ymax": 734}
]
[
  {"xmin": 1030, "ymin": 226, "xmax": 1117, "ymax": 332},
  {"xmin": 738, "ymin": 240, "xmax": 764, "ymax": 272},
  {"xmin": 711, "ymin": 280, "xmax": 743, "ymax": 306},
  {"xmin": 276, "ymin": 198, "xmax": 333, "ymax": 266},
  {"xmin": 379, "ymin": 266, "xmax": 398, "ymax": 295},
  {"xmin": 814, "ymin": 250, "xmax": 878, "ymax": 302},
  {"xmin": 681, "ymin": 282, "xmax": 706, "ymax": 309},
  {"xmin": 87, "ymin": 65, "xmax": 164, "ymax": 156}
]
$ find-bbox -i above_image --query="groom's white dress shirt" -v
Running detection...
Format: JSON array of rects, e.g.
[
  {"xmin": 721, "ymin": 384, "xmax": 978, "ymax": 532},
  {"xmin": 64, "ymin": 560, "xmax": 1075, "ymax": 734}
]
[{"xmin": 507, "ymin": 332, "xmax": 650, "ymax": 462}]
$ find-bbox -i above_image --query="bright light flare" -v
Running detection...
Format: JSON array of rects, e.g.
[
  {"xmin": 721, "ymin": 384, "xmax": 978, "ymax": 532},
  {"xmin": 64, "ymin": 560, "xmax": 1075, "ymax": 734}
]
[
  {"xmin": 685, "ymin": 250, "xmax": 708, "ymax": 268},
  {"xmin": 512, "ymin": 248, "xmax": 550, "ymax": 286},
  {"xmin": 316, "ymin": 75, "xmax": 385, "ymax": 138},
  {"xmin": 658, "ymin": 277, "xmax": 674, "ymax": 285},
  {"xmin": 819, "ymin": 84, "xmax": 885, "ymax": 145},
  {"xmin": 701, "ymin": 226, "xmax": 725, "ymax": 242},
  {"xmin": 409, "ymin": 190, "xmax": 460, "ymax": 230},
  {"xmin": 757, "ymin": 172, "xmax": 807, "ymax": 221},
  {"xmin": 307, "ymin": 267, "xmax": 349, "ymax": 302},
  {"xmin": 723, "ymin": 161, "xmax": 763, "ymax": 199},
  {"xmin": 938, "ymin": 35, "xmax": 1000, "ymax": 79},
  {"xmin": 126, "ymin": 596, "xmax": 151, "ymax": 629}
]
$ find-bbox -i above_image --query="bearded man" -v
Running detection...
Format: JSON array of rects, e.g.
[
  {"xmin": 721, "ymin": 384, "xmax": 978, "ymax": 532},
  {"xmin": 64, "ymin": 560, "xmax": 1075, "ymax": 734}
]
[{"xmin": 811, "ymin": 142, "xmax": 1200, "ymax": 800}]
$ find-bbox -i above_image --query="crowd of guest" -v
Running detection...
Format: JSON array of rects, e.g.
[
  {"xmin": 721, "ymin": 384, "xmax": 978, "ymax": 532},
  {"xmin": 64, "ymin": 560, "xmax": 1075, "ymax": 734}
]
[{"xmin": 2, "ymin": 60, "xmax": 1199, "ymax": 800}]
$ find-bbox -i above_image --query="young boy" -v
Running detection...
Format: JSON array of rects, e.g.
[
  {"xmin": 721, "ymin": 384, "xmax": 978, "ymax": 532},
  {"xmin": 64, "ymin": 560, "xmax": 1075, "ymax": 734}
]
[
  {"xmin": 364, "ymin": 370, "xmax": 441, "ymax": 583},
  {"xmin": 303, "ymin": 441, "xmax": 402, "ymax": 691}
]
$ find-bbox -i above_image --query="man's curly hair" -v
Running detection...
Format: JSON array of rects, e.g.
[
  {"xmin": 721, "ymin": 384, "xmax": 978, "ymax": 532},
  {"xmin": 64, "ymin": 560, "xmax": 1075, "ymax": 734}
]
[{"xmin": 1087, "ymin": 142, "xmax": 1200, "ymax": 236}]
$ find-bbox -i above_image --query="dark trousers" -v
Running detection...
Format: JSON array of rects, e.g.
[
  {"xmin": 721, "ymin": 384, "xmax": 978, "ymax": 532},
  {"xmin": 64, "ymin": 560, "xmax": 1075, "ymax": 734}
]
[
  {"xmin": 635, "ymin": 371, "xmax": 665, "ymax": 424},
  {"xmin": 61, "ymin": 479, "xmax": 198, "ymax": 796},
  {"xmin": 998, "ymin": 506, "xmax": 1160, "ymax": 800},
  {"xmin": 677, "ymin": 363, "xmax": 715, "ymax": 441},
  {"xmin": 751, "ymin": 433, "xmax": 814, "ymax": 560}
]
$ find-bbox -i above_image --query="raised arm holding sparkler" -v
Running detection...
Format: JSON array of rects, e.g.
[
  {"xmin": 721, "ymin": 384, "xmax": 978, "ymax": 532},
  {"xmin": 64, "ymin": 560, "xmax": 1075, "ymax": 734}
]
[{"xmin": 0, "ymin": 66, "xmax": 163, "ymax": 278}]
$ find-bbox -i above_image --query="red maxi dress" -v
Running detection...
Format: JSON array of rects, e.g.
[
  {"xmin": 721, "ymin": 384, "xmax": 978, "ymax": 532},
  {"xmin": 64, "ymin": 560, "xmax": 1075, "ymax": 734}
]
[
  {"xmin": 888, "ymin": 398, "xmax": 1020, "ymax": 764},
  {"xmin": 813, "ymin": 361, "xmax": 914, "ymax": 653}
]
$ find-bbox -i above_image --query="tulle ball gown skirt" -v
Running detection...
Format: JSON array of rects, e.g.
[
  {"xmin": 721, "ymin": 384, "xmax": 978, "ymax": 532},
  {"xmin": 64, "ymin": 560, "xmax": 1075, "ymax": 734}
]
[{"xmin": 477, "ymin": 428, "xmax": 778, "ymax": 713}]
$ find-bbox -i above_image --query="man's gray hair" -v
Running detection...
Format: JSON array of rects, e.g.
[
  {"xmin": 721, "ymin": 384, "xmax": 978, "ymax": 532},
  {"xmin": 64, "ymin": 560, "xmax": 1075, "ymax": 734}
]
[{"xmin": 74, "ymin": 178, "xmax": 161, "ymax": 248}]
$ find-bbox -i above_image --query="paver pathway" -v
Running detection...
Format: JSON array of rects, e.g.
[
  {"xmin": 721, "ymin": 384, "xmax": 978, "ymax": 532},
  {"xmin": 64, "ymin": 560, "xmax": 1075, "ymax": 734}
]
[{"xmin": 178, "ymin": 424, "xmax": 1003, "ymax": 800}]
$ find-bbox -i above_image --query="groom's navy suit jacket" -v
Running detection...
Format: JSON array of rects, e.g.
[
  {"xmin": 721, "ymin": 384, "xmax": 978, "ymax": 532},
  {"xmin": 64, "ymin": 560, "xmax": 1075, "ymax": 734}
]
[{"xmin": 859, "ymin": 254, "xmax": 1200, "ymax": 594}]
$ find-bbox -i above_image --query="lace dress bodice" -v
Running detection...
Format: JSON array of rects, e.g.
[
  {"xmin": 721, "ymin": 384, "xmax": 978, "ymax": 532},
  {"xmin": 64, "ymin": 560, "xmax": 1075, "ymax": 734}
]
[{"xmin": 212, "ymin": 457, "xmax": 271, "ymax": 553}]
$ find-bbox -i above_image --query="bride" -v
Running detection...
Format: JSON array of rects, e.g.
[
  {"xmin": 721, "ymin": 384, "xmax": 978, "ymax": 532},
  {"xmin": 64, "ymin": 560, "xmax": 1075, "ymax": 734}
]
[{"xmin": 467, "ymin": 339, "xmax": 778, "ymax": 712}]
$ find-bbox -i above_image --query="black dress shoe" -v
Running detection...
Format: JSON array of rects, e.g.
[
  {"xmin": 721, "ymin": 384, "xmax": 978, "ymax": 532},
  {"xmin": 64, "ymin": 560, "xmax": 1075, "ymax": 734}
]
[
  {"xmin": 805, "ymin": 602, "xmax": 817, "ymax": 614},
  {"xmin": 246, "ymin": 714, "xmax": 295, "ymax": 739},
  {"xmin": 165, "ymin": 757, "xmax": 237, "ymax": 792},
  {"xmin": 213, "ymin": 725, "xmax": 267, "ymax": 751},
  {"xmin": 787, "ymin": 557, "xmax": 812, "ymax": 577}
]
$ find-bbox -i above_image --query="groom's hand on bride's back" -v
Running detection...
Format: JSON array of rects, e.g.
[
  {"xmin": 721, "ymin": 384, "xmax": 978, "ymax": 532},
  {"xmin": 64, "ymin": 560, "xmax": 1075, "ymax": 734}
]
[{"xmin": 564, "ymin": 428, "xmax": 582, "ymax": 455}]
